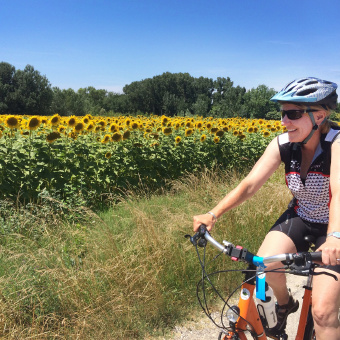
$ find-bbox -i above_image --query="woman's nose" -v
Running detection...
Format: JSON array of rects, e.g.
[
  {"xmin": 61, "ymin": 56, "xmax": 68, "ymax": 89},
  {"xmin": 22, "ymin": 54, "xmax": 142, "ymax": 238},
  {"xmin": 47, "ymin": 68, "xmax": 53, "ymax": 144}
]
[{"xmin": 281, "ymin": 114, "xmax": 289, "ymax": 126}]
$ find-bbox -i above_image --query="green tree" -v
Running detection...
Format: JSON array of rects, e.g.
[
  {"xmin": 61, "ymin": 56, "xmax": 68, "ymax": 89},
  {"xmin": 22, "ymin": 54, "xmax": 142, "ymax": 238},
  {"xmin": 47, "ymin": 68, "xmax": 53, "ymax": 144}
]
[
  {"xmin": 123, "ymin": 72, "xmax": 214, "ymax": 116},
  {"xmin": 192, "ymin": 94, "xmax": 211, "ymax": 117},
  {"xmin": 103, "ymin": 92, "xmax": 131, "ymax": 114},
  {"xmin": 242, "ymin": 85, "xmax": 279, "ymax": 118},
  {"xmin": 211, "ymin": 77, "xmax": 246, "ymax": 117},
  {"xmin": 10, "ymin": 65, "xmax": 54, "ymax": 115},
  {"xmin": 0, "ymin": 62, "xmax": 16, "ymax": 114}
]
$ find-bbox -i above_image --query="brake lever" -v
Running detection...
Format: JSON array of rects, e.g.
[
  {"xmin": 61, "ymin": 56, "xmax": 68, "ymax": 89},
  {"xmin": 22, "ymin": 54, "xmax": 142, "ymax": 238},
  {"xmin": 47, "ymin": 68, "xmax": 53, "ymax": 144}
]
[
  {"xmin": 185, "ymin": 225, "xmax": 208, "ymax": 247},
  {"xmin": 311, "ymin": 270, "xmax": 338, "ymax": 281}
]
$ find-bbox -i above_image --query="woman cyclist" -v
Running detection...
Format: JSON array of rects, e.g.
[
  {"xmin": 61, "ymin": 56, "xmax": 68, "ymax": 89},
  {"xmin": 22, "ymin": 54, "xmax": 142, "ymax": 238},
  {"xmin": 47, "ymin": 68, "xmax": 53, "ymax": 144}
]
[{"xmin": 193, "ymin": 77, "xmax": 340, "ymax": 340}]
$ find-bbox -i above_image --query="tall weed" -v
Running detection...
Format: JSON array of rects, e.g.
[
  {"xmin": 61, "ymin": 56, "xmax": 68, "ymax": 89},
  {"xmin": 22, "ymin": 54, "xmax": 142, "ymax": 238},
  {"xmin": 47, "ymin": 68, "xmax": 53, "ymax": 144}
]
[{"xmin": 0, "ymin": 166, "xmax": 291, "ymax": 339}]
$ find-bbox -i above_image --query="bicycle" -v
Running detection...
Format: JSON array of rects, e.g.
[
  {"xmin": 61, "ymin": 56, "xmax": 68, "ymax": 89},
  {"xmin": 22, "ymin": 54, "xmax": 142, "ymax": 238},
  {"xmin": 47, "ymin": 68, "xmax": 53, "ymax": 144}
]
[{"xmin": 185, "ymin": 225, "xmax": 338, "ymax": 340}]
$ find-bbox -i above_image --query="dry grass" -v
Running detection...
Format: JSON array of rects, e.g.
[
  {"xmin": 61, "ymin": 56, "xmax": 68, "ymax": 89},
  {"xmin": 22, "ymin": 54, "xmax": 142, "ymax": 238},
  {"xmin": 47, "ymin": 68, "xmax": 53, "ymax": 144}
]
[{"xmin": 0, "ymin": 166, "xmax": 291, "ymax": 339}]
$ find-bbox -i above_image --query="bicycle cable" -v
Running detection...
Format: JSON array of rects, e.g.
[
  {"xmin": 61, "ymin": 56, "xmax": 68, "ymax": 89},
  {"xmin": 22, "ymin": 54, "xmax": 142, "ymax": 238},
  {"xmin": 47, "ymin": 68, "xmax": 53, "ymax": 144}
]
[{"xmin": 194, "ymin": 242, "xmax": 260, "ymax": 337}]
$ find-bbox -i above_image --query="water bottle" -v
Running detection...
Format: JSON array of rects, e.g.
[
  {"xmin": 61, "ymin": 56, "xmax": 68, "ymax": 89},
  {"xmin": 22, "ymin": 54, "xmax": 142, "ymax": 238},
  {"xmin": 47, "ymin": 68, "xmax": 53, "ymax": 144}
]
[{"xmin": 256, "ymin": 284, "xmax": 278, "ymax": 328}]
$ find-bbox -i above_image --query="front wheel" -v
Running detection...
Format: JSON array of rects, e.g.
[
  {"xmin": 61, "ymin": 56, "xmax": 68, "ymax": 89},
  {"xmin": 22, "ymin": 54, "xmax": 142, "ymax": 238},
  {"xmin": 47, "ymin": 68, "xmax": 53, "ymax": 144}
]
[{"xmin": 303, "ymin": 307, "xmax": 315, "ymax": 340}]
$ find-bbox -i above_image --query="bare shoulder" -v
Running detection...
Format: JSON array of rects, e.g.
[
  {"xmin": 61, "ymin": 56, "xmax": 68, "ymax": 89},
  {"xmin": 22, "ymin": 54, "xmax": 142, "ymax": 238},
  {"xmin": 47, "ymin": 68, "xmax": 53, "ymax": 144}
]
[{"xmin": 332, "ymin": 136, "xmax": 340, "ymax": 153}]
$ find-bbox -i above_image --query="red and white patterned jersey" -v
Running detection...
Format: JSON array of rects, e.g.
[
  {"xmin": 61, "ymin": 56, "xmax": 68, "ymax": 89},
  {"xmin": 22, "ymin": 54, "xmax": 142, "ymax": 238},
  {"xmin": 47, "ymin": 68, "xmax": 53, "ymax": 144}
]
[{"xmin": 278, "ymin": 128, "xmax": 340, "ymax": 223}]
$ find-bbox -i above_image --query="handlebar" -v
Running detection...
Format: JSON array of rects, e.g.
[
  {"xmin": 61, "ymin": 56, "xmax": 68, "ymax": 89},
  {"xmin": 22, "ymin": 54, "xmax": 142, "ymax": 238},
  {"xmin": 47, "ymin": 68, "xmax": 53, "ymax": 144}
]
[{"xmin": 186, "ymin": 224, "xmax": 323, "ymax": 269}]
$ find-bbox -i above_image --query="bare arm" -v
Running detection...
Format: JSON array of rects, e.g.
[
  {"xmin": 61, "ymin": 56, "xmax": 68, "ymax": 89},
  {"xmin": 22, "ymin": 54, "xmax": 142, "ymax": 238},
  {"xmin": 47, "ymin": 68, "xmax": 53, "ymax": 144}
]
[
  {"xmin": 318, "ymin": 138, "xmax": 340, "ymax": 265},
  {"xmin": 193, "ymin": 136, "xmax": 282, "ymax": 231}
]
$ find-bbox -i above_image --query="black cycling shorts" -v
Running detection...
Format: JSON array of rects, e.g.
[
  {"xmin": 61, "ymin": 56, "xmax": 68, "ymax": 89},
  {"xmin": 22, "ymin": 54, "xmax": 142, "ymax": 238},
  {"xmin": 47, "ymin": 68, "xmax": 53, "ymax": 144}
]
[{"xmin": 270, "ymin": 208, "xmax": 340, "ymax": 274}]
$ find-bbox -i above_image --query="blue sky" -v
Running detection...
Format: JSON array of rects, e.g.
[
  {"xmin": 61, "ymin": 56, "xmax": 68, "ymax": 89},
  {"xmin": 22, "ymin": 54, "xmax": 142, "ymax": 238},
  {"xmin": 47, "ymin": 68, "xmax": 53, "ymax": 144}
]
[{"xmin": 1, "ymin": 0, "xmax": 340, "ymax": 94}]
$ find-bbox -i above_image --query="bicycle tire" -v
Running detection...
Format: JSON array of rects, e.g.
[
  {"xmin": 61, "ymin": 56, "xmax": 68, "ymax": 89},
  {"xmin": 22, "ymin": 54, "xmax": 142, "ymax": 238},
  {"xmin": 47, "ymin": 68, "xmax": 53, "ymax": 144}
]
[{"xmin": 303, "ymin": 306, "xmax": 316, "ymax": 340}]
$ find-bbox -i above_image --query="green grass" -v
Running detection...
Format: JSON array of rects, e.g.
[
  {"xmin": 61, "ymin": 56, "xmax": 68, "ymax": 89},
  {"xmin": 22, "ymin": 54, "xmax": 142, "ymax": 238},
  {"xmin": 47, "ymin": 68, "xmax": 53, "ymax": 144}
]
[{"xmin": 0, "ymin": 166, "xmax": 291, "ymax": 339}]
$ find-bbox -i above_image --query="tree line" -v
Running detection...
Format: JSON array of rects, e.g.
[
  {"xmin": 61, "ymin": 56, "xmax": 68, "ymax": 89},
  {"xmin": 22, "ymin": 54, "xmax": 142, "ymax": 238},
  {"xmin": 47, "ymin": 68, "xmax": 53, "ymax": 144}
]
[{"xmin": 1, "ymin": 62, "xmax": 339, "ymax": 118}]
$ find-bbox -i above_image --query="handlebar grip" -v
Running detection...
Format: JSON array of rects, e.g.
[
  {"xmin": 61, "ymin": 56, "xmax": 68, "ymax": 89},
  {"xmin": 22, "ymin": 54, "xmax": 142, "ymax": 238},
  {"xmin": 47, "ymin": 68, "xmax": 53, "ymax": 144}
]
[
  {"xmin": 310, "ymin": 251, "xmax": 322, "ymax": 262},
  {"xmin": 198, "ymin": 224, "xmax": 207, "ymax": 235}
]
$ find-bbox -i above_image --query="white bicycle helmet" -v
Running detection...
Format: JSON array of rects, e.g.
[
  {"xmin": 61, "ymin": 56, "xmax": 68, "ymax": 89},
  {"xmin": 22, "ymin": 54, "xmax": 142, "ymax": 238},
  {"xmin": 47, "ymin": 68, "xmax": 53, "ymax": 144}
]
[
  {"xmin": 271, "ymin": 77, "xmax": 338, "ymax": 110},
  {"xmin": 271, "ymin": 77, "xmax": 338, "ymax": 145}
]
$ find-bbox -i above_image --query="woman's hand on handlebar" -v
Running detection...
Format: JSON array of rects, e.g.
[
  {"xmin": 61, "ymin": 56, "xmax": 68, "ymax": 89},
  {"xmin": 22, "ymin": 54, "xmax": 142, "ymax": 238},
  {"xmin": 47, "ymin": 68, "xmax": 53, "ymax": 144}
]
[
  {"xmin": 317, "ymin": 236, "xmax": 340, "ymax": 266},
  {"xmin": 193, "ymin": 213, "xmax": 216, "ymax": 232}
]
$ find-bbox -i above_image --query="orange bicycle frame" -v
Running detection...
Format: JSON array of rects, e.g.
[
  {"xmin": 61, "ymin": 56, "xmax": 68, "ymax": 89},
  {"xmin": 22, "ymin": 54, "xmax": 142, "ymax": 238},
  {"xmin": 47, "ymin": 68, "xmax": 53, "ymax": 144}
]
[
  {"xmin": 221, "ymin": 281, "xmax": 267, "ymax": 340},
  {"xmin": 221, "ymin": 278, "xmax": 313, "ymax": 340}
]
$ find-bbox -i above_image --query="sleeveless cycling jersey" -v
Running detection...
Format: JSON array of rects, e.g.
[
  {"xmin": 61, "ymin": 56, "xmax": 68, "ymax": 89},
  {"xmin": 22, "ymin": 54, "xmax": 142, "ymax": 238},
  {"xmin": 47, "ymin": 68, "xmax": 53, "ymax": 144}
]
[{"xmin": 278, "ymin": 127, "xmax": 340, "ymax": 223}]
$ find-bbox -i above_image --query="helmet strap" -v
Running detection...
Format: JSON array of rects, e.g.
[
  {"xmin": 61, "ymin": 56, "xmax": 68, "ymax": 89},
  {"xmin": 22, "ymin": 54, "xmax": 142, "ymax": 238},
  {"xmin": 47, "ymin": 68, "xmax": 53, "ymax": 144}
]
[{"xmin": 301, "ymin": 107, "xmax": 321, "ymax": 145}]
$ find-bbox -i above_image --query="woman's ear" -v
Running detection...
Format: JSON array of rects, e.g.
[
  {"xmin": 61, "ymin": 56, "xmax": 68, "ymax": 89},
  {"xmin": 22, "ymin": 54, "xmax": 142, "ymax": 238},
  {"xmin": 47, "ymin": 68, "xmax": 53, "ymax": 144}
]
[{"xmin": 315, "ymin": 111, "xmax": 327, "ymax": 124}]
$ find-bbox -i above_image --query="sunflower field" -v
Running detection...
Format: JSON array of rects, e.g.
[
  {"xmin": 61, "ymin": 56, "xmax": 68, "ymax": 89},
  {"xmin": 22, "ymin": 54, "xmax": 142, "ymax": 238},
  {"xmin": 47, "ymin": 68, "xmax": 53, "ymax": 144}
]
[{"xmin": 0, "ymin": 113, "xmax": 286, "ymax": 207}]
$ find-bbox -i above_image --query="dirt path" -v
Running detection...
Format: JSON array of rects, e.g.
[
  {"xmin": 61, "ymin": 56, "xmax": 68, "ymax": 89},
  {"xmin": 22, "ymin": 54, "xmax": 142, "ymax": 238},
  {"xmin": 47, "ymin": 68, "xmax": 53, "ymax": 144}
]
[{"xmin": 149, "ymin": 274, "xmax": 306, "ymax": 339}]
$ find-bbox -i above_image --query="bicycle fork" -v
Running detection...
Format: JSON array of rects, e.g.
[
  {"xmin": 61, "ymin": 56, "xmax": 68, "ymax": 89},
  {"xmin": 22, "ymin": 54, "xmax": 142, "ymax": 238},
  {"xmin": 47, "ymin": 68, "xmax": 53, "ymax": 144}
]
[{"xmin": 220, "ymin": 281, "xmax": 267, "ymax": 340}]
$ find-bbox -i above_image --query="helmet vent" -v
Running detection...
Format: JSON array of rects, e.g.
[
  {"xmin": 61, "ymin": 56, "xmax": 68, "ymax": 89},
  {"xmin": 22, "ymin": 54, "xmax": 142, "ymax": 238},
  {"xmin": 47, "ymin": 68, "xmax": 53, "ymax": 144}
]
[
  {"xmin": 297, "ymin": 88, "xmax": 317, "ymax": 96},
  {"xmin": 297, "ymin": 78, "xmax": 309, "ymax": 83},
  {"xmin": 285, "ymin": 86, "xmax": 296, "ymax": 93},
  {"xmin": 305, "ymin": 80, "xmax": 318, "ymax": 86}
]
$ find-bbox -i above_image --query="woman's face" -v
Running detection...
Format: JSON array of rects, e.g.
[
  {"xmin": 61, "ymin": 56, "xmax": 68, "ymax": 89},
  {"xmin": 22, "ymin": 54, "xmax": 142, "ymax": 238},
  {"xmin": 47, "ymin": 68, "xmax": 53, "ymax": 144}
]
[{"xmin": 280, "ymin": 103, "xmax": 324, "ymax": 143}]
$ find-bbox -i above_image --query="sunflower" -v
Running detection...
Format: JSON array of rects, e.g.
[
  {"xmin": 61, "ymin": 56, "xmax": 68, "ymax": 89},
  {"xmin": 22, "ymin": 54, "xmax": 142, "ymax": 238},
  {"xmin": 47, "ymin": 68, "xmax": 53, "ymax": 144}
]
[
  {"xmin": 123, "ymin": 130, "xmax": 131, "ymax": 140},
  {"xmin": 161, "ymin": 116, "xmax": 168, "ymax": 126},
  {"xmin": 97, "ymin": 119, "xmax": 106, "ymax": 128},
  {"xmin": 0, "ymin": 130, "xmax": 2, "ymax": 139},
  {"xmin": 58, "ymin": 125, "xmax": 67, "ymax": 134},
  {"xmin": 27, "ymin": 116, "xmax": 41, "ymax": 131},
  {"xmin": 174, "ymin": 122, "xmax": 181, "ymax": 130},
  {"xmin": 105, "ymin": 152, "xmax": 112, "ymax": 159},
  {"xmin": 82, "ymin": 116, "xmax": 90, "ymax": 125},
  {"xmin": 263, "ymin": 130, "xmax": 271, "ymax": 137},
  {"xmin": 233, "ymin": 130, "xmax": 239, "ymax": 136},
  {"xmin": 213, "ymin": 136, "xmax": 220, "ymax": 143},
  {"xmin": 185, "ymin": 128, "xmax": 194, "ymax": 137},
  {"xmin": 67, "ymin": 116, "xmax": 77, "ymax": 127},
  {"xmin": 149, "ymin": 133, "xmax": 159, "ymax": 140},
  {"xmin": 211, "ymin": 127, "xmax": 219, "ymax": 134},
  {"xmin": 200, "ymin": 134, "xmax": 207, "ymax": 142},
  {"xmin": 21, "ymin": 130, "xmax": 30, "ymax": 136},
  {"xmin": 74, "ymin": 122, "xmax": 85, "ymax": 133},
  {"xmin": 247, "ymin": 126, "xmax": 254, "ymax": 133},
  {"xmin": 215, "ymin": 130, "xmax": 224, "ymax": 137},
  {"xmin": 46, "ymin": 132, "xmax": 61, "ymax": 143},
  {"xmin": 195, "ymin": 121, "xmax": 203, "ymax": 129},
  {"xmin": 162, "ymin": 127, "xmax": 172, "ymax": 136},
  {"xmin": 68, "ymin": 131, "xmax": 77, "ymax": 140},
  {"xmin": 86, "ymin": 123, "xmax": 95, "ymax": 132},
  {"xmin": 50, "ymin": 114, "xmax": 61, "ymax": 126},
  {"xmin": 101, "ymin": 134, "xmax": 111, "ymax": 144},
  {"xmin": 131, "ymin": 122, "xmax": 139, "ymax": 130},
  {"xmin": 111, "ymin": 132, "xmax": 123, "ymax": 142},
  {"xmin": 175, "ymin": 136, "xmax": 181, "ymax": 144},
  {"xmin": 238, "ymin": 133, "xmax": 246, "ymax": 140},
  {"xmin": 5, "ymin": 115, "xmax": 20, "ymax": 129}
]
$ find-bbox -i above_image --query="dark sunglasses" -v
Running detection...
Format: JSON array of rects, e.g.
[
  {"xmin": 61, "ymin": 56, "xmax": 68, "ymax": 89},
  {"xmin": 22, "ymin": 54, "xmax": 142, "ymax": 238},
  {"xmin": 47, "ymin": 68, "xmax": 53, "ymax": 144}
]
[{"xmin": 281, "ymin": 109, "xmax": 318, "ymax": 120}]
